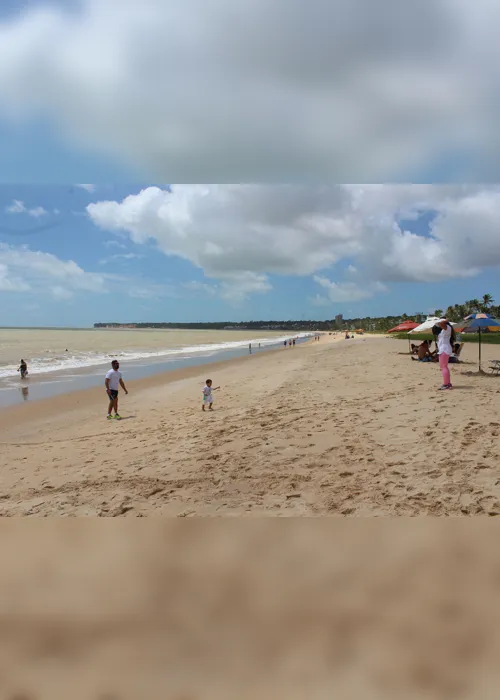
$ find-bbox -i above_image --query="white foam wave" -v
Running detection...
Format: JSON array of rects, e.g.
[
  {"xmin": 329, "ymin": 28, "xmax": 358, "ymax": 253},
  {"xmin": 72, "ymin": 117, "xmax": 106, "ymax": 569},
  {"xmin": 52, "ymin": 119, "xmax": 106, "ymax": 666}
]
[{"xmin": 0, "ymin": 333, "xmax": 312, "ymax": 379}]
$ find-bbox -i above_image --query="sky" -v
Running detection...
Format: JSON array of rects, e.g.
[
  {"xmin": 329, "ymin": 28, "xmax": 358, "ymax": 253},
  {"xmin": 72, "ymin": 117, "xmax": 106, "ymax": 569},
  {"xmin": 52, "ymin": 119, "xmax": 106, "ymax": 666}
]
[
  {"xmin": 1, "ymin": 184, "xmax": 500, "ymax": 327},
  {"xmin": 1, "ymin": 0, "xmax": 500, "ymax": 183},
  {"xmin": 1, "ymin": 1, "xmax": 500, "ymax": 326}
]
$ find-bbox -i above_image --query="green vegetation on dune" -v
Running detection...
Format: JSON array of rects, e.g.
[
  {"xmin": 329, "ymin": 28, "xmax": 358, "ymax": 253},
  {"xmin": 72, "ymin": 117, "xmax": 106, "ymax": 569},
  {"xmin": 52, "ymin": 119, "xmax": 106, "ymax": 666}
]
[{"xmin": 94, "ymin": 294, "xmax": 500, "ymax": 335}]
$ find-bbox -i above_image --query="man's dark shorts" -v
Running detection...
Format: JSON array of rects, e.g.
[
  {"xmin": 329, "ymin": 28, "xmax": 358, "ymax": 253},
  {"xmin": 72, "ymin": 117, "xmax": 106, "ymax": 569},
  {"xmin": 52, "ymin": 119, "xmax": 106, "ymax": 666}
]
[{"xmin": 108, "ymin": 389, "xmax": 119, "ymax": 400}]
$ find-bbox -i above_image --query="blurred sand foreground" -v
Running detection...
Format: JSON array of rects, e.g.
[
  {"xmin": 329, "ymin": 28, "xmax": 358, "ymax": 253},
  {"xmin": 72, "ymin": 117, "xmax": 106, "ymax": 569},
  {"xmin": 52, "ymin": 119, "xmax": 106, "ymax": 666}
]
[
  {"xmin": 1, "ymin": 334, "xmax": 500, "ymax": 516},
  {"xmin": 0, "ymin": 522, "xmax": 500, "ymax": 699}
]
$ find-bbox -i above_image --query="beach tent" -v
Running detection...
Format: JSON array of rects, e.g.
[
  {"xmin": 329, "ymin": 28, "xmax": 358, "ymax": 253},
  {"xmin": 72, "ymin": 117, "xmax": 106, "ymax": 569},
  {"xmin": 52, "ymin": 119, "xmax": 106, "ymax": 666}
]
[{"xmin": 387, "ymin": 321, "xmax": 419, "ymax": 334}]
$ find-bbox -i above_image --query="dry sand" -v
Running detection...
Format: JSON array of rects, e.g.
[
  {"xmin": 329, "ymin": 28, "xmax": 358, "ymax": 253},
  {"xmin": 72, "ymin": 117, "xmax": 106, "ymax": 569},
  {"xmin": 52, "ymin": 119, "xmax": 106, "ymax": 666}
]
[{"xmin": 1, "ymin": 334, "xmax": 500, "ymax": 516}]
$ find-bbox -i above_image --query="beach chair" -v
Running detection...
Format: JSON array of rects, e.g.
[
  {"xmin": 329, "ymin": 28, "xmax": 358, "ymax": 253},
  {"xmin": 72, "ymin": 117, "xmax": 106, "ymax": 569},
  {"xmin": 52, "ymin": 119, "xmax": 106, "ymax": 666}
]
[
  {"xmin": 448, "ymin": 343, "xmax": 464, "ymax": 364},
  {"xmin": 490, "ymin": 360, "xmax": 500, "ymax": 376}
]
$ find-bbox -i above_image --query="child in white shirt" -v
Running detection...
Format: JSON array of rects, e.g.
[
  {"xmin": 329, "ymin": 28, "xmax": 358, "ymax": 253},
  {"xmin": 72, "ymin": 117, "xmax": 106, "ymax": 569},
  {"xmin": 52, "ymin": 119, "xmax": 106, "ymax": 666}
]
[{"xmin": 202, "ymin": 379, "xmax": 220, "ymax": 411}]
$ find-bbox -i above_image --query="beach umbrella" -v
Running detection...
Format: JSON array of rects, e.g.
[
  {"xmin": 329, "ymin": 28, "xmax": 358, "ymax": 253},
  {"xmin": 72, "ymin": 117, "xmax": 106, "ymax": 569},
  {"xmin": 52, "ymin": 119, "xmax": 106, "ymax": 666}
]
[
  {"xmin": 455, "ymin": 314, "xmax": 500, "ymax": 371},
  {"xmin": 387, "ymin": 321, "xmax": 419, "ymax": 352},
  {"xmin": 408, "ymin": 317, "xmax": 445, "ymax": 334},
  {"xmin": 387, "ymin": 321, "xmax": 419, "ymax": 334}
]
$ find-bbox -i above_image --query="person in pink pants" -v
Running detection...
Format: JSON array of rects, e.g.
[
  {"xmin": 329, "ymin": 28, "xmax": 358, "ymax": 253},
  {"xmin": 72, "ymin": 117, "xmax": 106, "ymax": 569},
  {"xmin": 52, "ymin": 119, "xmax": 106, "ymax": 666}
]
[{"xmin": 437, "ymin": 319, "xmax": 454, "ymax": 390}]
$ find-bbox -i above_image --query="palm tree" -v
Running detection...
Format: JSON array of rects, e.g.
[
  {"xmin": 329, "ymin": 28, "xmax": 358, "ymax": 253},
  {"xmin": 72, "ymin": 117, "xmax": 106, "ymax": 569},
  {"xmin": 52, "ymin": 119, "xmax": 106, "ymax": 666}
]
[
  {"xmin": 469, "ymin": 299, "xmax": 482, "ymax": 313},
  {"xmin": 445, "ymin": 306, "xmax": 459, "ymax": 322},
  {"xmin": 434, "ymin": 309, "xmax": 443, "ymax": 318},
  {"xmin": 482, "ymin": 294, "xmax": 495, "ymax": 310}
]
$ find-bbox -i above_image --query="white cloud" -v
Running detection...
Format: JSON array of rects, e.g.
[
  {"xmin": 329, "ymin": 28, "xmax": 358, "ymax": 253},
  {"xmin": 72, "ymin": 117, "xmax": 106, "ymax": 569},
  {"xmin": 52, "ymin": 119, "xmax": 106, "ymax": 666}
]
[
  {"xmin": 50, "ymin": 285, "xmax": 73, "ymax": 300},
  {"xmin": 183, "ymin": 281, "xmax": 218, "ymax": 297},
  {"xmin": 0, "ymin": 262, "xmax": 31, "ymax": 292},
  {"xmin": 28, "ymin": 206, "xmax": 48, "ymax": 218},
  {"xmin": 103, "ymin": 239, "xmax": 127, "ymax": 249},
  {"xmin": 127, "ymin": 283, "xmax": 177, "ymax": 300},
  {"xmin": 0, "ymin": 243, "xmax": 108, "ymax": 299},
  {"xmin": 98, "ymin": 252, "xmax": 144, "ymax": 265},
  {"xmin": 313, "ymin": 276, "xmax": 387, "ymax": 303},
  {"xmin": 5, "ymin": 200, "xmax": 25, "ymax": 214},
  {"xmin": 5, "ymin": 200, "xmax": 48, "ymax": 217},
  {"xmin": 0, "ymin": 1, "xmax": 500, "ymax": 179},
  {"xmin": 75, "ymin": 184, "xmax": 96, "ymax": 192},
  {"xmin": 310, "ymin": 294, "xmax": 331, "ymax": 308},
  {"xmin": 0, "ymin": 243, "xmax": 183, "ymax": 303},
  {"xmin": 183, "ymin": 274, "xmax": 271, "ymax": 304},
  {"xmin": 218, "ymin": 272, "xmax": 272, "ymax": 303},
  {"xmin": 87, "ymin": 184, "xmax": 500, "ymax": 301}
]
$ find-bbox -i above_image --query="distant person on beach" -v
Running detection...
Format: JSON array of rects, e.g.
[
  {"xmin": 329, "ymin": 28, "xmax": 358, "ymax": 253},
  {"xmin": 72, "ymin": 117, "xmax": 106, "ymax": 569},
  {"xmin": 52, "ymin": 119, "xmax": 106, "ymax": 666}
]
[
  {"xmin": 249, "ymin": 343, "xmax": 252, "ymax": 354},
  {"xmin": 18, "ymin": 359, "xmax": 28, "ymax": 379},
  {"xmin": 284, "ymin": 340, "xmax": 287, "ymax": 348},
  {"xmin": 202, "ymin": 379, "xmax": 220, "ymax": 411},
  {"xmin": 436, "ymin": 319, "xmax": 455, "ymax": 390},
  {"xmin": 105, "ymin": 360, "xmax": 128, "ymax": 420},
  {"xmin": 293, "ymin": 338, "xmax": 296, "ymax": 347}
]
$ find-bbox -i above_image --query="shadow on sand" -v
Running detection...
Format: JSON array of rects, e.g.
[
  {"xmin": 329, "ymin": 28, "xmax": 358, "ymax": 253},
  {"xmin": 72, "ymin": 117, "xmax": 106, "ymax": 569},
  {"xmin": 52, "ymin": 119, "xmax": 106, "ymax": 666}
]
[{"xmin": 461, "ymin": 369, "xmax": 499, "ymax": 378}]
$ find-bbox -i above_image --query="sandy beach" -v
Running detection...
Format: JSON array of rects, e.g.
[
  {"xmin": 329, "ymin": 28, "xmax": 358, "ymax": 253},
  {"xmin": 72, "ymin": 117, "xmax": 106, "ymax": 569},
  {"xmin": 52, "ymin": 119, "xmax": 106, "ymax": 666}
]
[{"xmin": 1, "ymin": 333, "xmax": 499, "ymax": 516}]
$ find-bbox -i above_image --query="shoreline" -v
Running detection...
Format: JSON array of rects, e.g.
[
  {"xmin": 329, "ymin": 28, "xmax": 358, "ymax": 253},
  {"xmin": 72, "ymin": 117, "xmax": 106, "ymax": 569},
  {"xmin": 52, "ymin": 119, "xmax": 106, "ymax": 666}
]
[
  {"xmin": 0, "ymin": 335, "xmax": 327, "ymax": 433},
  {"xmin": 0, "ymin": 334, "xmax": 314, "ymax": 409},
  {"xmin": 0, "ymin": 328, "xmax": 313, "ymax": 374}
]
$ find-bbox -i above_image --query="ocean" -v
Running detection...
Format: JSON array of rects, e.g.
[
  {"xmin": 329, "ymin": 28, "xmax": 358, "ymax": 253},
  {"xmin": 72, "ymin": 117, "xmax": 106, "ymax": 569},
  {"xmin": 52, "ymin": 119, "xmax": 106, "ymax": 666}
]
[{"xmin": 0, "ymin": 327, "xmax": 312, "ymax": 407}]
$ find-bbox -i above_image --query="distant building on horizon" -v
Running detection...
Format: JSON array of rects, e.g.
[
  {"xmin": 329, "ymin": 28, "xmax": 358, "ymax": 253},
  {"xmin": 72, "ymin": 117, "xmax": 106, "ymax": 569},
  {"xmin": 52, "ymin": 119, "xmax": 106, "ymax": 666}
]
[{"xmin": 335, "ymin": 314, "xmax": 343, "ymax": 326}]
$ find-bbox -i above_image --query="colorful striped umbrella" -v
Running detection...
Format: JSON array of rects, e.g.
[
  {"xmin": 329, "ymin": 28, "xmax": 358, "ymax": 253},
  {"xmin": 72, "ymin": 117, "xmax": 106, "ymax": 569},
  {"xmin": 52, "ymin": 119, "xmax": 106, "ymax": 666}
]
[{"xmin": 455, "ymin": 314, "xmax": 500, "ymax": 371}]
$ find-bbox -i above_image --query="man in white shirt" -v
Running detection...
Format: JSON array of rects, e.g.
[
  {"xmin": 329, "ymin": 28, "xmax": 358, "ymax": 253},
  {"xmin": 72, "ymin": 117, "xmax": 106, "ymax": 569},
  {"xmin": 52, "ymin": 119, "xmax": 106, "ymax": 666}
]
[{"xmin": 105, "ymin": 360, "xmax": 128, "ymax": 420}]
